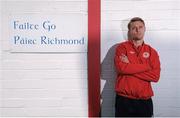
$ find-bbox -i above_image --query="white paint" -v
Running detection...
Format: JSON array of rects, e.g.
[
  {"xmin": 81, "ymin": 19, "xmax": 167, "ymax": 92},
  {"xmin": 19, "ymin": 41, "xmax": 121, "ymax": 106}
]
[
  {"xmin": 3, "ymin": 0, "xmax": 88, "ymax": 53},
  {"xmin": 101, "ymin": 0, "xmax": 180, "ymax": 117},
  {"xmin": 0, "ymin": 0, "xmax": 3, "ymax": 110},
  {"xmin": 8, "ymin": 14, "xmax": 87, "ymax": 52},
  {"xmin": 0, "ymin": 0, "xmax": 88, "ymax": 117}
]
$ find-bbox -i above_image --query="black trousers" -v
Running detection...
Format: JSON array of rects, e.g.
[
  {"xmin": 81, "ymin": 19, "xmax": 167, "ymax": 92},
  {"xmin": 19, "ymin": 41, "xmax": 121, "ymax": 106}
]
[{"xmin": 115, "ymin": 94, "xmax": 153, "ymax": 117}]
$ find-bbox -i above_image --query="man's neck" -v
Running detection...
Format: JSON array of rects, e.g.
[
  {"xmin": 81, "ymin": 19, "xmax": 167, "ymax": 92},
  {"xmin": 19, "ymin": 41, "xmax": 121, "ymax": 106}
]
[{"xmin": 132, "ymin": 39, "xmax": 144, "ymax": 47}]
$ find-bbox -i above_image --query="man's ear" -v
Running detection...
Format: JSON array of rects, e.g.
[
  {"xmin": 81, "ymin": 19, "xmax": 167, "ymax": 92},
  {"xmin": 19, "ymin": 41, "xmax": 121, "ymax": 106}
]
[{"xmin": 128, "ymin": 31, "xmax": 131, "ymax": 39}]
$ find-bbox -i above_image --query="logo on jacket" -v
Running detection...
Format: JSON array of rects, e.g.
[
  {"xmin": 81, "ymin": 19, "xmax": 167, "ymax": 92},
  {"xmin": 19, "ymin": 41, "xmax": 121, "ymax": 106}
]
[
  {"xmin": 129, "ymin": 51, "xmax": 135, "ymax": 54},
  {"xmin": 143, "ymin": 52, "xmax": 150, "ymax": 58}
]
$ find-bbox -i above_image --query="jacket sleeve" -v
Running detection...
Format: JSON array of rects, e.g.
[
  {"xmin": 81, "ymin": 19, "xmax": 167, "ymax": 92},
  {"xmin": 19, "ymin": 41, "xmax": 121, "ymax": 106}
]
[
  {"xmin": 114, "ymin": 44, "xmax": 151, "ymax": 74},
  {"xmin": 133, "ymin": 49, "xmax": 161, "ymax": 82}
]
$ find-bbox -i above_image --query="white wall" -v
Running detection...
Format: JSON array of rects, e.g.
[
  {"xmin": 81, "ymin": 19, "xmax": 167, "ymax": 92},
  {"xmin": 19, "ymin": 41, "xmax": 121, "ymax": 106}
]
[
  {"xmin": 101, "ymin": 0, "xmax": 180, "ymax": 117},
  {"xmin": 0, "ymin": 0, "xmax": 88, "ymax": 117},
  {"xmin": 0, "ymin": 1, "xmax": 2, "ymax": 109}
]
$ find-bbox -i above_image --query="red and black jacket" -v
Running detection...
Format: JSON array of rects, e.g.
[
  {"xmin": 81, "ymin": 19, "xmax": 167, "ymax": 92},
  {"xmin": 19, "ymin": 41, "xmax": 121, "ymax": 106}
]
[{"xmin": 114, "ymin": 40, "xmax": 161, "ymax": 99}]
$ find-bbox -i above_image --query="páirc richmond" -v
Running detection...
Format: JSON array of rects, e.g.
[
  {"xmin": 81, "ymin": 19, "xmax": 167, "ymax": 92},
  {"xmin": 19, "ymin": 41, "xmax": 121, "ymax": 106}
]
[
  {"xmin": 40, "ymin": 36, "xmax": 85, "ymax": 45},
  {"xmin": 13, "ymin": 35, "xmax": 85, "ymax": 45}
]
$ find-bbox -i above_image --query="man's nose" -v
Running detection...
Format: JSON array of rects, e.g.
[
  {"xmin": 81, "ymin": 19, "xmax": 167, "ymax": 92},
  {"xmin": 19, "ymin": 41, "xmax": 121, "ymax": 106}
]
[{"xmin": 135, "ymin": 28, "xmax": 139, "ymax": 32}]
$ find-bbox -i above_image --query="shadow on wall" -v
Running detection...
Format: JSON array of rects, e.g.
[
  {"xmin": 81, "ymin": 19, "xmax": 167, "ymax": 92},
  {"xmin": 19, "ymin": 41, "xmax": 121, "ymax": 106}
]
[
  {"xmin": 101, "ymin": 18, "xmax": 131, "ymax": 117},
  {"xmin": 101, "ymin": 18, "xmax": 130, "ymax": 117},
  {"xmin": 101, "ymin": 44, "xmax": 118, "ymax": 117}
]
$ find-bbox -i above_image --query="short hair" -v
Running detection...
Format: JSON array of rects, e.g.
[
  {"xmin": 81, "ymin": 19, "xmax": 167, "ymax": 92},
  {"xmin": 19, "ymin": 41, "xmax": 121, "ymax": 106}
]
[{"xmin": 128, "ymin": 17, "xmax": 145, "ymax": 30}]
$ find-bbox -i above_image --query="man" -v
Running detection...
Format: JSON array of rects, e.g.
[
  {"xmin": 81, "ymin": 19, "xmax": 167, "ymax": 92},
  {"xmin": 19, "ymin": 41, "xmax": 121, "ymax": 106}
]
[{"xmin": 114, "ymin": 17, "xmax": 161, "ymax": 117}]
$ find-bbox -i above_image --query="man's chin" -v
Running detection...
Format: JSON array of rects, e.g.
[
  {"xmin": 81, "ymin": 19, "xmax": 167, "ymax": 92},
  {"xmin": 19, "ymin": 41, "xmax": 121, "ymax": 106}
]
[{"xmin": 133, "ymin": 37, "xmax": 142, "ymax": 41}]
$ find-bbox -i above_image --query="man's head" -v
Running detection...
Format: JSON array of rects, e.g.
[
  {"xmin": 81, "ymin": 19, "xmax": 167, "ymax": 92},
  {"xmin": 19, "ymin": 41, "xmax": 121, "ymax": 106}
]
[{"xmin": 128, "ymin": 17, "xmax": 146, "ymax": 41}]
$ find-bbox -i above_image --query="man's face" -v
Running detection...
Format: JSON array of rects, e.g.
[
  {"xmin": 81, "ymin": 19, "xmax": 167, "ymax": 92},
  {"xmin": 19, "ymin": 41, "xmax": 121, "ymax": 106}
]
[{"xmin": 128, "ymin": 21, "xmax": 145, "ymax": 41}]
